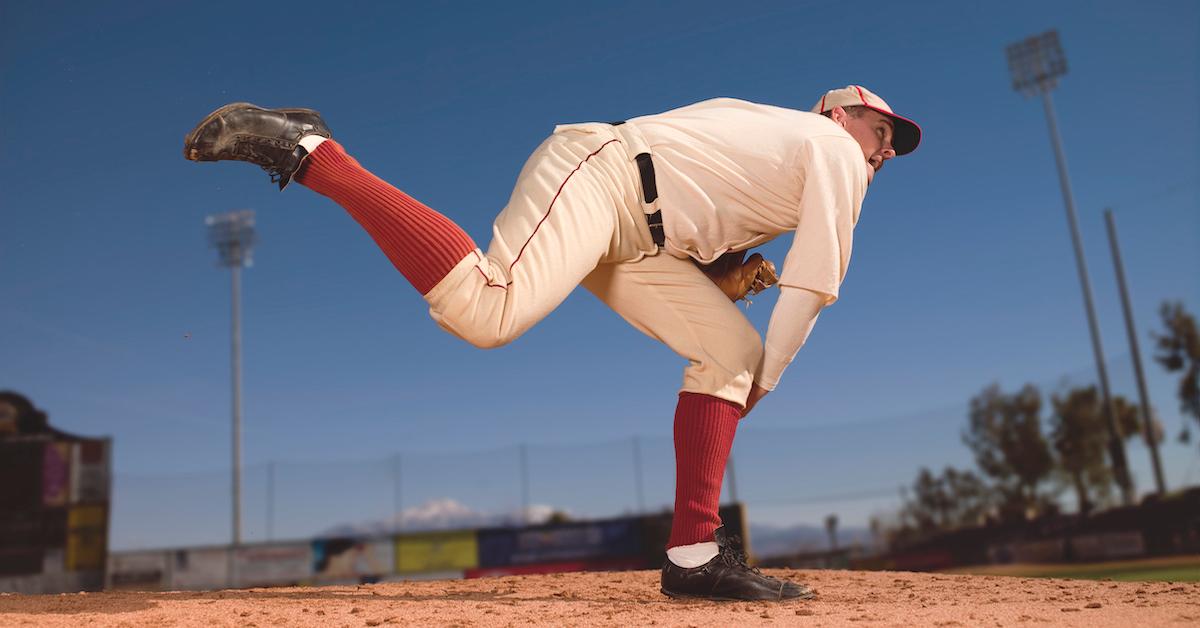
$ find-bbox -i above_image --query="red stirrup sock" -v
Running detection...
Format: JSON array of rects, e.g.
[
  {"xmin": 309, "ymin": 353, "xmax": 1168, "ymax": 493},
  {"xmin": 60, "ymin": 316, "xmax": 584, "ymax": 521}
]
[
  {"xmin": 667, "ymin": 392, "xmax": 741, "ymax": 549},
  {"xmin": 295, "ymin": 140, "xmax": 477, "ymax": 295}
]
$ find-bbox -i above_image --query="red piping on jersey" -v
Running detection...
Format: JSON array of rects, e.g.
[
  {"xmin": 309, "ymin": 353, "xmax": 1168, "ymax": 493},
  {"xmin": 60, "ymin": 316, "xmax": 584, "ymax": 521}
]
[{"xmin": 475, "ymin": 138, "xmax": 623, "ymax": 289}]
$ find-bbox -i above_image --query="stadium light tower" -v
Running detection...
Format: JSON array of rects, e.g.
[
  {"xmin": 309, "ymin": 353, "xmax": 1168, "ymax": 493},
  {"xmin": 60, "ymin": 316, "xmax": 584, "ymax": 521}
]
[
  {"xmin": 1006, "ymin": 30, "xmax": 1134, "ymax": 506},
  {"xmin": 206, "ymin": 209, "xmax": 257, "ymax": 546}
]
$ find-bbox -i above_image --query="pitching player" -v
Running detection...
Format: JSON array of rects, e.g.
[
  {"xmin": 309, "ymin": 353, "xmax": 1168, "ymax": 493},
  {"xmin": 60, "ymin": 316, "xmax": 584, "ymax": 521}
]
[{"xmin": 183, "ymin": 85, "xmax": 920, "ymax": 601}]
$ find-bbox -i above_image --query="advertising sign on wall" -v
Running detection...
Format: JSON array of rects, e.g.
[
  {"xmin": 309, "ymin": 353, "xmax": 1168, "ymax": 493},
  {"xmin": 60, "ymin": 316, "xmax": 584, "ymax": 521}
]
[
  {"xmin": 69, "ymin": 440, "xmax": 109, "ymax": 504},
  {"xmin": 477, "ymin": 518, "xmax": 643, "ymax": 568},
  {"xmin": 65, "ymin": 505, "xmax": 106, "ymax": 571},
  {"xmin": 395, "ymin": 531, "xmax": 478, "ymax": 574},
  {"xmin": 41, "ymin": 443, "xmax": 70, "ymax": 507},
  {"xmin": 312, "ymin": 538, "xmax": 393, "ymax": 583}
]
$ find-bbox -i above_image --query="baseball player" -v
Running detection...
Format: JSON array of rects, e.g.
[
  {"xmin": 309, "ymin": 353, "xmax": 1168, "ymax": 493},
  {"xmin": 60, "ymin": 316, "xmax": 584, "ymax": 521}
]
[{"xmin": 183, "ymin": 85, "xmax": 920, "ymax": 601}]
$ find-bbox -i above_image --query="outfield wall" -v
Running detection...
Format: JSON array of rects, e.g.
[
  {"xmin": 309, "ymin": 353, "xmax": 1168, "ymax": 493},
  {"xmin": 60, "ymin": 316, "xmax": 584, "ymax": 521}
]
[{"xmin": 97, "ymin": 504, "xmax": 747, "ymax": 592}]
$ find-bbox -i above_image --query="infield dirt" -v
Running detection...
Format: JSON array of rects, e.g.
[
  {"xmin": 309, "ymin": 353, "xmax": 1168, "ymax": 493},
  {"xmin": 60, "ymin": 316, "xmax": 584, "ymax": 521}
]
[{"xmin": 2, "ymin": 568, "xmax": 1198, "ymax": 627}]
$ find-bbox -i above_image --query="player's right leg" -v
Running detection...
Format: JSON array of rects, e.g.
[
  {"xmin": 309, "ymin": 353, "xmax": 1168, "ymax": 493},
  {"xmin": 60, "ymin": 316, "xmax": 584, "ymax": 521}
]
[
  {"xmin": 423, "ymin": 127, "xmax": 645, "ymax": 347},
  {"xmin": 583, "ymin": 254, "xmax": 814, "ymax": 601},
  {"xmin": 184, "ymin": 103, "xmax": 477, "ymax": 297}
]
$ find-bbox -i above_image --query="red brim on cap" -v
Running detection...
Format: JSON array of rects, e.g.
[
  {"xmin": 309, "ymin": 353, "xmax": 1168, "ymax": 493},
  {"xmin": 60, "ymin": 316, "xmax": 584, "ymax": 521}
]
[{"xmin": 864, "ymin": 106, "xmax": 921, "ymax": 155}]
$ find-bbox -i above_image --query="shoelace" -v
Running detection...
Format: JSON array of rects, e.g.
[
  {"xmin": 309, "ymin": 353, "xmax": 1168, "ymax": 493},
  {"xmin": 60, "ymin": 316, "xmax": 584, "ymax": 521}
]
[
  {"xmin": 718, "ymin": 534, "xmax": 763, "ymax": 575},
  {"xmin": 231, "ymin": 140, "xmax": 291, "ymax": 184}
]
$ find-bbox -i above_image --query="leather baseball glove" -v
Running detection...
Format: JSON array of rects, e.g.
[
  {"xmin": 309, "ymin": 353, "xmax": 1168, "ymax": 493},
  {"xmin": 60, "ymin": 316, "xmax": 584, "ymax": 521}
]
[{"xmin": 695, "ymin": 251, "xmax": 779, "ymax": 303}]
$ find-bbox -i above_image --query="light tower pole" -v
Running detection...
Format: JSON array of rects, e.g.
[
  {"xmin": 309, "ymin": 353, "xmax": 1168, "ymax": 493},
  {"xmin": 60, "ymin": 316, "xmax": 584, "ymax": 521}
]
[
  {"xmin": 206, "ymin": 210, "xmax": 257, "ymax": 546},
  {"xmin": 1104, "ymin": 209, "xmax": 1167, "ymax": 496},
  {"xmin": 1006, "ymin": 30, "xmax": 1134, "ymax": 506}
]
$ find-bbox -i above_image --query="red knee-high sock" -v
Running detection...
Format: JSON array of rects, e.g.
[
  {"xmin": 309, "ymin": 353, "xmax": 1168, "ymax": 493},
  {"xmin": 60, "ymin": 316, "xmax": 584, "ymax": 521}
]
[
  {"xmin": 296, "ymin": 140, "xmax": 477, "ymax": 295},
  {"xmin": 668, "ymin": 392, "xmax": 741, "ymax": 549}
]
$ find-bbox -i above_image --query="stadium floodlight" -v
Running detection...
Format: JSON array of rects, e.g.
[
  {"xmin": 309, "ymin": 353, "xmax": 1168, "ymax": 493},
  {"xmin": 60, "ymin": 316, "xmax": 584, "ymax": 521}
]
[
  {"xmin": 1006, "ymin": 30, "xmax": 1134, "ymax": 506},
  {"xmin": 206, "ymin": 210, "xmax": 257, "ymax": 548},
  {"xmin": 1006, "ymin": 30, "xmax": 1067, "ymax": 96}
]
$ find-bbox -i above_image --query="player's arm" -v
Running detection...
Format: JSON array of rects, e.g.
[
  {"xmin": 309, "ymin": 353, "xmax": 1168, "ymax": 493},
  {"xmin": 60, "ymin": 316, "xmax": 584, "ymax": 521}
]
[
  {"xmin": 749, "ymin": 135, "xmax": 867, "ymax": 405},
  {"xmin": 756, "ymin": 286, "xmax": 826, "ymax": 392},
  {"xmin": 742, "ymin": 286, "xmax": 825, "ymax": 416}
]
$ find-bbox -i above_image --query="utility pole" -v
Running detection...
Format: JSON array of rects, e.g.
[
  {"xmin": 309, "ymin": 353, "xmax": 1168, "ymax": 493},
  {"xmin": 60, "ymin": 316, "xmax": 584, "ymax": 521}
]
[
  {"xmin": 1104, "ymin": 209, "xmax": 1167, "ymax": 495},
  {"xmin": 206, "ymin": 210, "xmax": 257, "ymax": 545},
  {"xmin": 631, "ymin": 436, "xmax": 646, "ymax": 513},
  {"xmin": 266, "ymin": 461, "xmax": 275, "ymax": 541},
  {"xmin": 392, "ymin": 453, "xmax": 403, "ymax": 531},
  {"xmin": 1006, "ymin": 30, "xmax": 1134, "ymax": 505},
  {"xmin": 519, "ymin": 443, "xmax": 530, "ymax": 525}
]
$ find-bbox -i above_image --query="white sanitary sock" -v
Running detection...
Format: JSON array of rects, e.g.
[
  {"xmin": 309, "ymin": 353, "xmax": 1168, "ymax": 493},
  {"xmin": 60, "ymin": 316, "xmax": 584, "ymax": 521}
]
[
  {"xmin": 667, "ymin": 541, "xmax": 719, "ymax": 568},
  {"xmin": 298, "ymin": 134, "xmax": 328, "ymax": 153}
]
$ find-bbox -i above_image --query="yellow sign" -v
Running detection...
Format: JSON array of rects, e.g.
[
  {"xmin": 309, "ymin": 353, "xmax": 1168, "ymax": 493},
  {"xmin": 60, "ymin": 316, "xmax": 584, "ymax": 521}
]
[
  {"xmin": 66, "ymin": 505, "xmax": 107, "ymax": 571},
  {"xmin": 395, "ymin": 531, "xmax": 478, "ymax": 573}
]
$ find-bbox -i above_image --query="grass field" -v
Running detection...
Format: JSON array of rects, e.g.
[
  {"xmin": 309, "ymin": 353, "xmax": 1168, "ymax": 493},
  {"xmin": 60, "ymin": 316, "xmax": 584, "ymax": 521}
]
[{"xmin": 944, "ymin": 555, "xmax": 1200, "ymax": 582}]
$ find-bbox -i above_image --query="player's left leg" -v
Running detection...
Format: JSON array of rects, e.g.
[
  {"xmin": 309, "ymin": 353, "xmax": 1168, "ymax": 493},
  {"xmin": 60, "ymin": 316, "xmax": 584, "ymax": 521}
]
[{"xmin": 583, "ymin": 254, "xmax": 757, "ymax": 544}]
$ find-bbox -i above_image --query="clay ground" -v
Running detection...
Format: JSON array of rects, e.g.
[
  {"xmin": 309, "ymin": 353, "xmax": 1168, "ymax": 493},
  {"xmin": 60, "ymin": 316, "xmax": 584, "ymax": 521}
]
[{"xmin": 2, "ymin": 569, "xmax": 1198, "ymax": 627}]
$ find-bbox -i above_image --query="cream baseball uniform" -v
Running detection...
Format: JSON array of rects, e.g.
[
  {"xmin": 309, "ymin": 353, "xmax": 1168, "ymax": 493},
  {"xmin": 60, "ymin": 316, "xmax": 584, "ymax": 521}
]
[{"xmin": 424, "ymin": 98, "xmax": 870, "ymax": 405}]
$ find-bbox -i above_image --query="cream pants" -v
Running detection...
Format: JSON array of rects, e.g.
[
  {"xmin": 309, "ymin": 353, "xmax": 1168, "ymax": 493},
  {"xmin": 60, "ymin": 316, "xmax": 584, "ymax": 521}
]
[{"xmin": 423, "ymin": 124, "xmax": 762, "ymax": 405}]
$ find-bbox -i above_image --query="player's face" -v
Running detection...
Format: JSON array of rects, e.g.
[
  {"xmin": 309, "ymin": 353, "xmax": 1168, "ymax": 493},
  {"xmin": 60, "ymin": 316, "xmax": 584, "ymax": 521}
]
[{"xmin": 839, "ymin": 109, "xmax": 897, "ymax": 184}]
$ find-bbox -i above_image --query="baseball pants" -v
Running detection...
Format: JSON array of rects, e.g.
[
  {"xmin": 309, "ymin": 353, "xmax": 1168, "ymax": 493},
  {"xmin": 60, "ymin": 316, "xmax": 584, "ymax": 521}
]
[{"xmin": 423, "ymin": 123, "xmax": 763, "ymax": 407}]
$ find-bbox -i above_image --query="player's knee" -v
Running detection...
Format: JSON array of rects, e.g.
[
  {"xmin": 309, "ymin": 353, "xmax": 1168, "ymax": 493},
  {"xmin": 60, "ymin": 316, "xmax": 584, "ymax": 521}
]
[
  {"xmin": 700, "ymin": 323, "xmax": 762, "ymax": 383},
  {"xmin": 465, "ymin": 335, "xmax": 512, "ymax": 350},
  {"xmin": 455, "ymin": 330, "xmax": 508, "ymax": 350},
  {"xmin": 452, "ymin": 323, "xmax": 524, "ymax": 350}
]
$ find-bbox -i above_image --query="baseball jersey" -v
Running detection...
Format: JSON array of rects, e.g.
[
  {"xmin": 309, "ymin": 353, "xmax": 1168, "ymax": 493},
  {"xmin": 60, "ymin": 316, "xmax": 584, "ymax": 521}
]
[
  {"xmin": 627, "ymin": 98, "xmax": 869, "ymax": 300},
  {"xmin": 625, "ymin": 98, "xmax": 871, "ymax": 388}
]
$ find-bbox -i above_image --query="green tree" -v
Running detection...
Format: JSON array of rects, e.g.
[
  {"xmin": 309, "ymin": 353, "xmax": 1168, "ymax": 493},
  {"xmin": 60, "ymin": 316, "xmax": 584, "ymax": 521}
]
[
  {"xmin": 900, "ymin": 466, "xmax": 990, "ymax": 535},
  {"xmin": 1153, "ymin": 301, "xmax": 1200, "ymax": 444},
  {"xmin": 963, "ymin": 384, "xmax": 1055, "ymax": 521},
  {"xmin": 1049, "ymin": 386, "xmax": 1141, "ymax": 515}
]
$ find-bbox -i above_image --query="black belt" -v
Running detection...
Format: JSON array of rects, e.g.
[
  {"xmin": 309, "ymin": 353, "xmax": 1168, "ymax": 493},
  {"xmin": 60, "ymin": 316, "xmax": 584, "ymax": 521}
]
[{"xmin": 612, "ymin": 121, "xmax": 664, "ymax": 246}]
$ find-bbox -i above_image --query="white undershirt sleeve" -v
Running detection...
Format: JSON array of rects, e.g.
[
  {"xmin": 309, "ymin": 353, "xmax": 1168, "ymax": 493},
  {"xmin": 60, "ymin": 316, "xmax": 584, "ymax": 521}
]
[{"xmin": 757, "ymin": 286, "xmax": 826, "ymax": 391}]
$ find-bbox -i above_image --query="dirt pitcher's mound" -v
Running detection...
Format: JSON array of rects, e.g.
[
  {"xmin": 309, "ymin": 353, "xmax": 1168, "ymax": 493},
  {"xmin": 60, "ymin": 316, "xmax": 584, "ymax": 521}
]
[{"xmin": 2, "ymin": 569, "xmax": 1198, "ymax": 627}]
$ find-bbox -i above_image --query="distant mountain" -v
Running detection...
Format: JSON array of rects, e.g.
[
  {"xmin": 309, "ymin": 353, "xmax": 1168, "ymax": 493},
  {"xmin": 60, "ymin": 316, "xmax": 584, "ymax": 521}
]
[
  {"xmin": 747, "ymin": 522, "xmax": 877, "ymax": 558},
  {"xmin": 319, "ymin": 498, "xmax": 559, "ymax": 538}
]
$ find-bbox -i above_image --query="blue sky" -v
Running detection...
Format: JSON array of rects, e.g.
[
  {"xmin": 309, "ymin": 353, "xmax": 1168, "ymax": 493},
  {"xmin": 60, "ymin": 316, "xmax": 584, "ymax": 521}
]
[{"xmin": 2, "ymin": 1, "xmax": 1197, "ymax": 549}]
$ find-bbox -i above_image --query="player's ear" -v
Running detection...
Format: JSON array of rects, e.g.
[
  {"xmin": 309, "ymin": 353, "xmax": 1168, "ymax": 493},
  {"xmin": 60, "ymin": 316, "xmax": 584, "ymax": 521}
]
[{"xmin": 828, "ymin": 106, "xmax": 848, "ymax": 127}]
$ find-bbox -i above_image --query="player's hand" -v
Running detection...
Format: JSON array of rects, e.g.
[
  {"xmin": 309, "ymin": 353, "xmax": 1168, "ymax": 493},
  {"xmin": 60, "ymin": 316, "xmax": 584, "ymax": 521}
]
[{"xmin": 742, "ymin": 384, "xmax": 769, "ymax": 417}]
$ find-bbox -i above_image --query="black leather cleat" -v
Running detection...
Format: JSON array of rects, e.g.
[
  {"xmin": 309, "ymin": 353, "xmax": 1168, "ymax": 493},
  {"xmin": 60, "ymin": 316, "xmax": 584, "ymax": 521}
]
[
  {"xmin": 660, "ymin": 526, "xmax": 816, "ymax": 602},
  {"xmin": 183, "ymin": 103, "xmax": 332, "ymax": 190}
]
